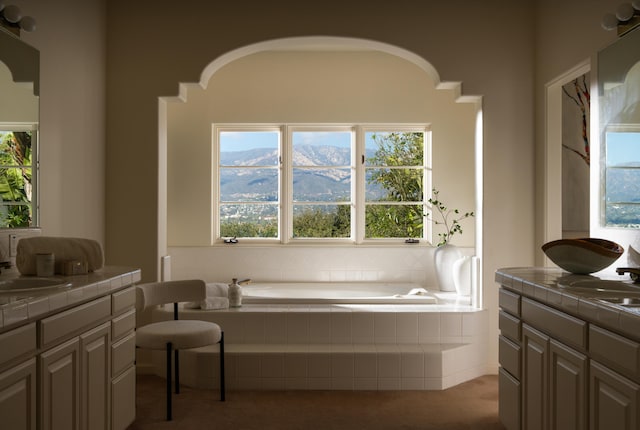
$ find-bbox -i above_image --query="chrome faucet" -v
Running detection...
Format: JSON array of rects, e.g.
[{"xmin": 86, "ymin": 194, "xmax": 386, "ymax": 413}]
[{"xmin": 616, "ymin": 267, "xmax": 640, "ymax": 283}]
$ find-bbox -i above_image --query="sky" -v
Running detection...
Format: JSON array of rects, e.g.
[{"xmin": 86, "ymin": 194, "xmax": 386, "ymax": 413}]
[
  {"xmin": 220, "ymin": 130, "xmax": 385, "ymax": 152},
  {"xmin": 607, "ymin": 131, "xmax": 640, "ymax": 166}
]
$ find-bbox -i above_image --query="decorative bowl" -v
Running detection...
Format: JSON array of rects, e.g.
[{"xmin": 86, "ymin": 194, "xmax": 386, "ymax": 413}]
[{"xmin": 542, "ymin": 238, "xmax": 624, "ymax": 275}]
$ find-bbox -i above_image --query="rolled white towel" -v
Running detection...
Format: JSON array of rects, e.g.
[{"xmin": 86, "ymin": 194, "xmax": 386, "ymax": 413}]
[
  {"xmin": 16, "ymin": 236, "xmax": 104, "ymax": 275},
  {"xmin": 183, "ymin": 282, "xmax": 229, "ymax": 309},
  {"xmin": 184, "ymin": 296, "xmax": 229, "ymax": 310},
  {"xmin": 205, "ymin": 282, "xmax": 229, "ymax": 297}
]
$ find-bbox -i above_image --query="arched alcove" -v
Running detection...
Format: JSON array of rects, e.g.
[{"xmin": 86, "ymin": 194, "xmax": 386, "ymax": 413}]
[{"xmin": 159, "ymin": 36, "xmax": 483, "ymax": 304}]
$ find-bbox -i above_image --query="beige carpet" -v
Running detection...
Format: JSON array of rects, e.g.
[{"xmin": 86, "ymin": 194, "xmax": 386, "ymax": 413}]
[{"xmin": 129, "ymin": 374, "xmax": 504, "ymax": 429}]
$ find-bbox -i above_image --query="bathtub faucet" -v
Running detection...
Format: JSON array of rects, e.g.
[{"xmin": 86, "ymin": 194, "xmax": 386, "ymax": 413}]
[{"xmin": 235, "ymin": 278, "xmax": 251, "ymax": 286}]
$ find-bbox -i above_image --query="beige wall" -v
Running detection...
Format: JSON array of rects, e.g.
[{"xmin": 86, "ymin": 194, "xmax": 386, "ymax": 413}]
[
  {"xmin": 106, "ymin": 0, "xmax": 536, "ymax": 286},
  {"xmin": 20, "ymin": 0, "xmax": 106, "ymax": 242},
  {"xmin": 0, "ymin": 63, "xmax": 37, "ymax": 121},
  {"xmin": 167, "ymin": 50, "xmax": 477, "ymax": 246}
]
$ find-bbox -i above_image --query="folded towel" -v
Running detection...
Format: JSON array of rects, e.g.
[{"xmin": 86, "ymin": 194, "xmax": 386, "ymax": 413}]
[
  {"xmin": 205, "ymin": 282, "xmax": 229, "ymax": 297},
  {"xmin": 16, "ymin": 236, "xmax": 104, "ymax": 275},
  {"xmin": 184, "ymin": 296, "xmax": 229, "ymax": 310},
  {"xmin": 183, "ymin": 282, "xmax": 230, "ymax": 309}
]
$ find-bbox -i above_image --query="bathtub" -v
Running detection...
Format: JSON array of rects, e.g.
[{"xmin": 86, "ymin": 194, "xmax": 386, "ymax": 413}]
[
  {"xmin": 147, "ymin": 280, "xmax": 487, "ymax": 392},
  {"xmin": 241, "ymin": 282, "xmax": 438, "ymax": 304}
]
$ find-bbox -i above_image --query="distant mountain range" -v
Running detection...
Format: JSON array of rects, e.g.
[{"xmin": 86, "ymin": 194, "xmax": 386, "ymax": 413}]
[
  {"xmin": 220, "ymin": 145, "xmax": 382, "ymax": 201},
  {"xmin": 607, "ymin": 166, "xmax": 640, "ymax": 203}
]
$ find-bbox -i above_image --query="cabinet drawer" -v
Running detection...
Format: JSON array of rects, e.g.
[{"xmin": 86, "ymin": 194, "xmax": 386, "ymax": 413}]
[
  {"xmin": 499, "ymin": 335, "xmax": 521, "ymax": 379},
  {"xmin": 112, "ymin": 286, "xmax": 136, "ymax": 315},
  {"xmin": 590, "ymin": 324, "xmax": 640, "ymax": 383},
  {"xmin": 499, "ymin": 310, "xmax": 521, "ymax": 342},
  {"xmin": 0, "ymin": 322, "xmax": 36, "ymax": 370},
  {"xmin": 499, "ymin": 288, "xmax": 521, "ymax": 317},
  {"xmin": 112, "ymin": 309, "xmax": 136, "ymax": 341},
  {"xmin": 112, "ymin": 331, "xmax": 135, "ymax": 377},
  {"xmin": 40, "ymin": 296, "xmax": 111, "ymax": 349},
  {"xmin": 521, "ymin": 297, "xmax": 587, "ymax": 351}
]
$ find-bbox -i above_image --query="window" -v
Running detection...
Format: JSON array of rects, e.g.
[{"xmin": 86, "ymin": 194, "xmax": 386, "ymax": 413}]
[
  {"xmin": 218, "ymin": 128, "xmax": 280, "ymax": 238},
  {"xmin": 215, "ymin": 125, "xmax": 430, "ymax": 243},
  {"xmin": 0, "ymin": 125, "xmax": 37, "ymax": 228},
  {"xmin": 604, "ymin": 128, "xmax": 640, "ymax": 227},
  {"xmin": 364, "ymin": 130, "xmax": 427, "ymax": 239}
]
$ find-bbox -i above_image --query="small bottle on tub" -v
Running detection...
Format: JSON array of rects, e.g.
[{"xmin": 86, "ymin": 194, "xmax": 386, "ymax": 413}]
[{"xmin": 228, "ymin": 278, "xmax": 243, "ymax": 307}]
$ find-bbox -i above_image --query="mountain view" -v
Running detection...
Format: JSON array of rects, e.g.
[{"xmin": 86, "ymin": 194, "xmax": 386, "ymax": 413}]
[{"xmin": 220, "ymin": 145, "xmax": 381, "ymax": 202}]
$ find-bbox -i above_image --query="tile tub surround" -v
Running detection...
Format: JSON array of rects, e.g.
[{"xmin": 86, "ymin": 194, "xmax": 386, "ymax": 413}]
[
  {"xmin": 0, "ymin": 266, "xmax": 142, "ymax": 332},
  {"xmin": 144, "ymin": 297, "xmax": 490, "ymax": 391}
]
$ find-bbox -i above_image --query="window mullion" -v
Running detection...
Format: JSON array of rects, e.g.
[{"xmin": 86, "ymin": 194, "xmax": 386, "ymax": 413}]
[
  {"xmin": 281, "ymin": 125, "xmax": 292, "ymax": 243},
  {"xmin": 355, "ymin": 125, "xmax": 365, "ymax": 243}
]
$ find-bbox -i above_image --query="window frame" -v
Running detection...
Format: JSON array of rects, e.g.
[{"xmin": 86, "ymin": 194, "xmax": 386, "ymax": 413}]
[{"xmin": 213, "ymin": 123, "xmax": 432, "ymax": 245}]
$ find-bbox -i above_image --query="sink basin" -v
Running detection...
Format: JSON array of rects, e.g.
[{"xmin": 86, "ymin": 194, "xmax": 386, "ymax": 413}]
[
  {"xmin": 0, "ymin": 277, "xmax": 72, "ymax": 293},
  {"xmin": 542, "ymin": 238, "xmax": 623, "ymax": 274},
  {"xmin": 597, "ymin": 297, "xmax": 640, "ymax": 307},
  {"xmin": 557, "ymin": 279, "xmax": 640, "ymax": 294}
]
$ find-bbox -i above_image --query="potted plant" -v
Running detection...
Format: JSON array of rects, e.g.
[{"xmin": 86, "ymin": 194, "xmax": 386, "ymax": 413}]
[{"xmin": 427, "ymin": 188, "xmax": 474, "ymax": 292}]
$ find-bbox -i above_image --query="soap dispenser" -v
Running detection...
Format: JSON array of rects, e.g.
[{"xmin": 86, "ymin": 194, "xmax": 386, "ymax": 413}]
[{"xmin": 228, "ymin": 278, "xmax": 243, "ymax": 307}]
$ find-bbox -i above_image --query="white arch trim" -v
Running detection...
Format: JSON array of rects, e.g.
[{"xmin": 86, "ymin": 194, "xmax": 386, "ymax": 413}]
[{"xmin": 199, "ymin": 36, "xmax": 443, "ymax": 90}]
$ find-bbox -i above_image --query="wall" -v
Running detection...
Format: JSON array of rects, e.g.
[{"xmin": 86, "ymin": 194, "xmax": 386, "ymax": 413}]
[
  {"xmin": 167, "ymin": 50, "xmax": 476, "ymax": 247},
  {"xmin": 106, "ymin": 0, "xmax": 535, "ymax": 373},
  {"xmin": 19, "ymin": 0, "xmax": 106, "ymax": 242},
  {"xmin": 534, "ymin": 0, "xmax": 621, "ymax": 263}
]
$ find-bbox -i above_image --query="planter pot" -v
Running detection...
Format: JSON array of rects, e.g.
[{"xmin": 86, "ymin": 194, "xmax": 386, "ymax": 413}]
[{"xmin": 434, "ymin": 244, "xmax": 462, "ymax": 292}]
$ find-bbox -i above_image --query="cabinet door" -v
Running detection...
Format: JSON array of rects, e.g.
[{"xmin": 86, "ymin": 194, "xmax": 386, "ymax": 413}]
[
  {"xmin": 0, "ymin": 358, "xmax": 36, "ymax": 430},
  {"xmin": 111, "ymin": 365, "xmax": 136, "ymax": 430},
  {"xmin": 40, "ymin": 337, "xmax": 80, "ymax": 430},
  {"xmin": 590, "ymin": 360, "xmax": 640, "ymax": 430},
  {"xmin": 523, "ymin": 324, "xmax": 549, "ymax": 430},
  {"xmin": 500, "ymin": 367, "xmax": 521, "ymax": 430},
  {"xmin": 549, "ymin": 340, "xmax": 587, "ymax": 430},
  {"xmin": 80, "ymin": 322, "xmax": 111, "ymax": 430}
]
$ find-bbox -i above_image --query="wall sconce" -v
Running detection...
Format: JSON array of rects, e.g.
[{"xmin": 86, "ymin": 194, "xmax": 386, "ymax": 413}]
[
  {"xmin": 602, "ymin": 2, "xmax": 640, "ymax": 36},
  {"xmin": 0, "ymin": 3, "xmax": 36, "ymax": 36}
]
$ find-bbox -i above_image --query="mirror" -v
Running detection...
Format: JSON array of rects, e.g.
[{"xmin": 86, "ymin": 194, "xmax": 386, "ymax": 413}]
[
  {"xmin": 598, "ymin": 26, "xmax": 640, "ymax": 229},
  {"xmin": 0, "ymin": 27, "xmax": 39, "ymax": 228}
]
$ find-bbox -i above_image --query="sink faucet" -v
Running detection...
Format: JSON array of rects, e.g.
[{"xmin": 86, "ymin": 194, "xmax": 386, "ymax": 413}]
[{"xmin": 616, "ymin": 267, "xmax": 640, "ymax": 283}]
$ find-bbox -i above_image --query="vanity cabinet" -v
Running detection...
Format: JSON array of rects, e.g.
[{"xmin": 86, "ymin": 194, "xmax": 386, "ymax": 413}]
[
  {"xmin": 0, "ymin": 322, "xmax": 37, "ymax": 430},
  {"xmin": 497, "ymin": 269, "xmax": 639, "ymax": 430},
  {"xmin": 0, "ymin": 268, "xmax": 139, "ymax": 430}
]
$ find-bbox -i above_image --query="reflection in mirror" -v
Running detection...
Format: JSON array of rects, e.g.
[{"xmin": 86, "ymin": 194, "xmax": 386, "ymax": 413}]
[
  {"xmin": 598, "ymin": 27, "xmax": 640, "ymax": 228},
  {"xmin": 0, "ymin": 28, "xmax": 39, "ymax": 228}
]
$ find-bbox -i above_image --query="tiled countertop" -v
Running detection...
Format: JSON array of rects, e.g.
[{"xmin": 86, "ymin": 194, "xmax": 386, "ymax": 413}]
[
  {"xmin": 0, "ymin": 266, "xmax": 141, "ymax": 333},
  {"xmin": 496, "ymin": 267, "xmax": 640, "ymax": 342}
]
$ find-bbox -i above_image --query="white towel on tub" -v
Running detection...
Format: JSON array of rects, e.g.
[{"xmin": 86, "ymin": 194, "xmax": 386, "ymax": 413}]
[
  {"xmin": 184, "ymin": 282, "xmax": 229, "ymax": 309},
  {"xmin": 16, "ymin": 236, "xmax": 104, "ymax": 275},
  {"xmin": 183, "ymin": 296, "xmax": 229, "ymax": 310}
]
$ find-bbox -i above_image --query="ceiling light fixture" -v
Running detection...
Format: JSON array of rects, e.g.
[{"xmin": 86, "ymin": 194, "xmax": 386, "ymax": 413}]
[
  {"xmin": 0, "ymin": 3, "xmax": 36, "ymax": 36},
  {"xmin": 602, "ymin": 2, "xmax": 640, "ymax": 35}
]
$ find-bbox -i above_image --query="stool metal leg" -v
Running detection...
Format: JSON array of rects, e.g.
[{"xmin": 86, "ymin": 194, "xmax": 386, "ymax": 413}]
[
  {"xmin": 166, "ymin": 342, "xmax": 173, "ymax": 421},
  {"xmin": 220, "ymin": 331, "xmax": 225, "ymax": 401},
  {"xmin": 175, "ymin": 350, "xmax": 180, "ymax": 394}
]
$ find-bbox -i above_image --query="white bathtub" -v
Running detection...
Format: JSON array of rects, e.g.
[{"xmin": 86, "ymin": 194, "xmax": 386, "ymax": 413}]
[{"xmin": 241, "ymin": 282, "xmax": 438, "ymax": 304}]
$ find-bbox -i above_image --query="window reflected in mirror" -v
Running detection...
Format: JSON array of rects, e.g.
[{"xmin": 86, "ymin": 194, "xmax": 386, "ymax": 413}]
[
  {"xmin": 605, "ymin": 129, "xmax": 640, "ymax": 227},
  {"xmin": 0, "ymin": 127, "xmax": 35, "ymax": 228}
]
